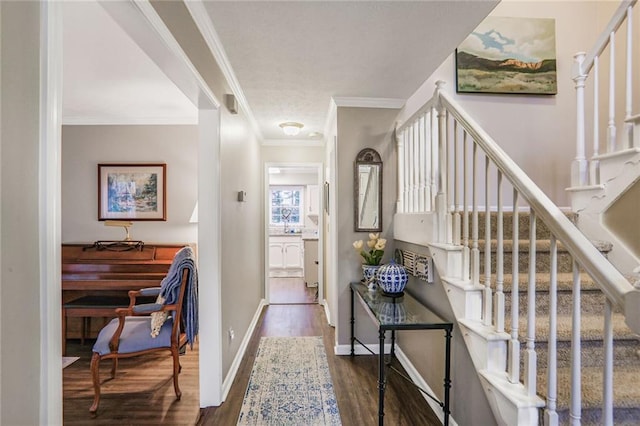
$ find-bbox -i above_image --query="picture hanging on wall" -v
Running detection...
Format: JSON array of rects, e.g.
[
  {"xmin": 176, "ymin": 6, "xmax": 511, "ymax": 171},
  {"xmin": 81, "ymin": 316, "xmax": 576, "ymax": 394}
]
[
  {"xmin": 456, "ymin": 16, "xmax": 557, "ymax": 95},
  {"xmin": 98, "ymin": 163, "xmax": 167, "ymax": 221}
]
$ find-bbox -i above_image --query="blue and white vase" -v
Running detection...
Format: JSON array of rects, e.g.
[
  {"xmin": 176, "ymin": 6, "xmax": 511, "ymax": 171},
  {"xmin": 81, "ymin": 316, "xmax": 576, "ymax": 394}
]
[
  {"xmin": 362, "ymin": 264, "xmax": 381, "ymax": 289},
  {"xmin": 377, "ymin": 260, "xmax": 408, "ymax": 295}
]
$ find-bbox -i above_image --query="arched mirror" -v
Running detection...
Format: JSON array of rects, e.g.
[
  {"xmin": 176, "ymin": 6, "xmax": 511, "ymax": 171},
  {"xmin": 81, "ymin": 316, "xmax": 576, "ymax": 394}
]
[{"xmin": 354, "ymin": 148, "xmax": 382, "ymax": 232}]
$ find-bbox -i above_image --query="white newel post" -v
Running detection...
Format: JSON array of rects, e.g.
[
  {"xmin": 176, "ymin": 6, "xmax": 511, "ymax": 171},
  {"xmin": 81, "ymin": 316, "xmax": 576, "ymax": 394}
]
[
  {"xmin": 435, "ymin": 81, "xmax": 448, "ymax": 243},
  {"xmin": 572, "ymin": 52, "xmax": 588, "ymax": 187}
]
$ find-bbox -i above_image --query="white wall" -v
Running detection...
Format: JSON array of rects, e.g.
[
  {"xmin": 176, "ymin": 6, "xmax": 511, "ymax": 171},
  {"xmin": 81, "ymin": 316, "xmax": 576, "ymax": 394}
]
[
  {"xmin": 398, "ymin": 1, "xmax": 612, "ymax": 207},
  {"xmin": 61, "ymin": 125, "xmax": 198, "ymax": 244}
]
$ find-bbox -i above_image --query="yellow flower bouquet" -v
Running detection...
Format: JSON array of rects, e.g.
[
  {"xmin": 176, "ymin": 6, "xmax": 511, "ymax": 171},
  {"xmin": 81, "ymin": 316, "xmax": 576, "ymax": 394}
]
[{"xmin": 353, "ymin": 233, "xmax": 386, "ymax": 266}]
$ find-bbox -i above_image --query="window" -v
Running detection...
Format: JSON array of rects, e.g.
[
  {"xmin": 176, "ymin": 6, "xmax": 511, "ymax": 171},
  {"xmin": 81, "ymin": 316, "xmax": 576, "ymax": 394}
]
[{"xmin": 270, "ymin": 186, "xmax": 304, "ymax": 226}]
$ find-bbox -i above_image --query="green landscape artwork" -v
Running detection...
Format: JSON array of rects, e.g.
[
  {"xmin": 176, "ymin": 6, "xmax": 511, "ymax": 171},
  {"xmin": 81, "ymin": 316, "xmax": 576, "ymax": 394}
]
[{"xmin": 456, "ymin": 17, "xmax": 557, "ymax": 95}]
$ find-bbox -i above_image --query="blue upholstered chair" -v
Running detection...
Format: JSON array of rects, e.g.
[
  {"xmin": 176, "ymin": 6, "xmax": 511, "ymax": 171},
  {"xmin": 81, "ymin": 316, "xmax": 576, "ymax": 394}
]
[{"xmin": 89, "ymin": 247, "xmax": 198, "ymax": 416}]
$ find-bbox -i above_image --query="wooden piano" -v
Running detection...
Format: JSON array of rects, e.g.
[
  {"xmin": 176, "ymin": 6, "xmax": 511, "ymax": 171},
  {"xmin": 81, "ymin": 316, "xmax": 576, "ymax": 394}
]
[{"xmin": 62, "ymin": 243, "xmax": 192, "ymax": 354}]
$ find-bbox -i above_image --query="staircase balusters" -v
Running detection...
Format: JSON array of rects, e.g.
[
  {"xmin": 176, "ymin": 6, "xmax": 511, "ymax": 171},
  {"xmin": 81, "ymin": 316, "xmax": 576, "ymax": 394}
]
[
  {"xmin": 608, "ymin": 32, "xmax": 617, "ymax": 152},
  {"xmin": 452, "ymin": 121, "xmax": 461, "ymax": 246},
  {"xmin": 430, "ymin": 107, "xmax": 438, "ymax": 209},
  {"xmin": 407, "ymin": 123, "xmax": 415, "ymax": 212},
  {"xmin": 483, "ymin": 157, "xmax": 492, "ymax": 327},
  {"xmin": 625, "ymin": 5, "xmax": 633, "ymax": 149},
  {"xmin": 418, "ymin": 115, "xmax": 426, "ymax": 212},
  {"xmin": 603, "ymin": 299, "xmax": 614, "ymax": 426},
  {"xmin": 525, "ymin": 211, "xmax": 537, "ymax": 396},
  {"xmin": 415, "ymin": 123, "xmax": 421, "ymax": 211},
  {"xmin": 471, "ymin": 144, "xmax": 480, "ymax": 286},
  {"xmin": 462, "ymin": 132, "xmax": 470, "ymax": 281},
  {"xmin": 402, "ymin": 127, "xmax": 411, "ymax": 213},
  {"xmin": 494, "ymin": 172, "xmax": 504, "ymax": 332},
  {"xmin": 570, "ymin": 260, "xmax": 582, "ymax": 425},
  {"xmin": 508, "ymin": 191, "xmax": 520, "ymax": 384},
  {"xmin": 545, "ymin": 236, "xmax": 559, "ymax": 426},
  {"xmin": 396, "ymin": 128, "xmax": 405, "ymax": 213},
  {"xmin": 591, "ymin": 56, "xmax": 601, "ymax": 185}
]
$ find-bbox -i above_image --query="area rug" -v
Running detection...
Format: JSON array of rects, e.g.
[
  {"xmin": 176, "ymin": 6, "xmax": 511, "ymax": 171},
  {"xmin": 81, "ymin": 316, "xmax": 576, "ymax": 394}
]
[{"xmin": 237, "ymin": 336, "xmax": 342, "ymax": 425}]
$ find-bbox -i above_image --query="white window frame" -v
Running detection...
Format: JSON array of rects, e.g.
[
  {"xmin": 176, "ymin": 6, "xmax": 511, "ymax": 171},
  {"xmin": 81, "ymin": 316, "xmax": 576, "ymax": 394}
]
[{"xmin": 269, "ymin": 185, "xmax": 305, "ymax": 227}]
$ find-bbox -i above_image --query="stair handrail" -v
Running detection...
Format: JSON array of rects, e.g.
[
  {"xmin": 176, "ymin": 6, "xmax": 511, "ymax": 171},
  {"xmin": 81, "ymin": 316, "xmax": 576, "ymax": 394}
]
[
  {"xmin": 436, "ymin": 87, "xmax": 639, "ymax": 330},
  {"xmin": 571, "ymin": 0, "xmax": 639, "ymax": 186},
  {"xmin": 572, "ymin": 0, "xmax": 636, "ymax": 79}
]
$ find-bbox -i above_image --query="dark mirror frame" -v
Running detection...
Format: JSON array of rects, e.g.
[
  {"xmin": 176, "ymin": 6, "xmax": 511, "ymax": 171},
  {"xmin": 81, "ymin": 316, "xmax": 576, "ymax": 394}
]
[{"xmin": 354, "ymin": 148, "xmax": 382, "ymax": 232}]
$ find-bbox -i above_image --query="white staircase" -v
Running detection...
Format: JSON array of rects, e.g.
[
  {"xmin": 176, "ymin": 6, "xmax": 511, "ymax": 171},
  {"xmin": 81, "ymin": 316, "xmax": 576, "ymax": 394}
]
[
  {"xmin": 568, "ymin": 0, "xmax": 640, "ymax": 275},
  {"xmin": 393, "ymin": 80, "xmax": 640, "ymax": 425}
]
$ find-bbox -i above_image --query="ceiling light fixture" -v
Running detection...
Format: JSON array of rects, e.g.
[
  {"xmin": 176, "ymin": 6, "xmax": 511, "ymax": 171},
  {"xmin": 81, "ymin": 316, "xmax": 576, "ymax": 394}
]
[{"xmin": 279, "ymin": 121, "xmax": 304, "ymax": 136}]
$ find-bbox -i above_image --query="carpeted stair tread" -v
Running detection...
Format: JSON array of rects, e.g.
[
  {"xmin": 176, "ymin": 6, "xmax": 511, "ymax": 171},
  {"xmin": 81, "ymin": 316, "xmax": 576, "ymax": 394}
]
[
  {"xmin": 482, "ymin": 272, "xmax": 599, "ymax": 292},
  {"xmin": 515, "ymin": 313, "xmax": 637, "ymax": 342},
  {"xmin": 536, "ymin": 365, "xmax": 640, "ymax": 411}
]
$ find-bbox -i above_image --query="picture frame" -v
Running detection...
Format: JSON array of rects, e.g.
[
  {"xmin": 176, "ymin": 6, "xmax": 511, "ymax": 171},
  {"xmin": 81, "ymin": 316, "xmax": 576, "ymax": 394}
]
[
  {"xmin": 98, "ymin": 163, "xmax": 167, "ymax": 221},
  {"xmin": 456, "ymin": 16, "xmax": 557, "ymax": 95}
]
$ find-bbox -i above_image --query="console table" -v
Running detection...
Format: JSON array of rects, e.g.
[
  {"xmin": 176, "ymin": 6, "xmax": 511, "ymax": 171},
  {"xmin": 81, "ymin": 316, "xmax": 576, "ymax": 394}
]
[{"xmin": 350, "ymin": 282, "xmax": 453, "ymax": 426}]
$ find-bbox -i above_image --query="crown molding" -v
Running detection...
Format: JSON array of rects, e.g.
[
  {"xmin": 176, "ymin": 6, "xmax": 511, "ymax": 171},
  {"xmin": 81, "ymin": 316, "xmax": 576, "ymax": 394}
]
[
  {"xmin": 322, "ymin": 98, "xmax": 338, "ymax": 143},
  {"xmin": 62, "ymin": 116, "xmax": 198, "ymax": 126},
  {"xmin": 185, "ymin": 1, "xmax": 263, "ymax": 141},
  {"xmin": 332, "ymin": 97, "xmax": 406, "ymax": 109}
]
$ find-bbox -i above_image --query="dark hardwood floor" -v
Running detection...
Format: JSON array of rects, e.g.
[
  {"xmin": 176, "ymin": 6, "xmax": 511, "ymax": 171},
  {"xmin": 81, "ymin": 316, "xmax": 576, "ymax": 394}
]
[
  {"xmin": 63, "ymin": 339, "xmax": 200, "ymax": 425},
  {"xmin": 269, "ymin": 277, "xmax": 317, "ymax": 304},
  {"xmin": 198, "ymin": 304, "xmax": 442, "ymax": 426},
  {"xmin": 63, "ymin": 303, "xmax": 441, "ymax": 425}
]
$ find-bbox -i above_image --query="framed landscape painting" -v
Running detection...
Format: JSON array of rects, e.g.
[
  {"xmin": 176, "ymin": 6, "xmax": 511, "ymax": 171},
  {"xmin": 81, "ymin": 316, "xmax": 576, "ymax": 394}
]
[
  {"xmin": 98, "ymin": 163, "xmax": 166, "ymax": 221},
  {"xmin": 456, "ymin": 17, "xmax": 557, "ymax": 95}
]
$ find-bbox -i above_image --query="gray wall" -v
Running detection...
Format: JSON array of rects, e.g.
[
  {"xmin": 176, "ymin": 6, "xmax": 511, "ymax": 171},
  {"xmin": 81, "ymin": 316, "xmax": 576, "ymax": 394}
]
[
  {"xmin": 150, "ymin": 1, "xmax": 264, "ymax": 381},
  {"xmin": 219, "ymin": 109, "xmax": 263, "ymax": 376},
  {"xmin": 335, "ymin": 107, "xmax": 399, "ymax": 346},
  {"xmin": 0, "ymin": 2, "xmax": 45, "ymax": 424},
  {"xmin": 61, "ymin": 125, "xmax": 198, "ymax": 244}
]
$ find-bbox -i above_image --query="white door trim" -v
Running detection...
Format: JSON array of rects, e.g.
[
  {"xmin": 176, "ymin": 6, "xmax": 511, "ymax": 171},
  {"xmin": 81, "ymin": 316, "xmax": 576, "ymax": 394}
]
[{"xmin": 40, "ymin": 2, "xmax": 63, "ymax": 424}]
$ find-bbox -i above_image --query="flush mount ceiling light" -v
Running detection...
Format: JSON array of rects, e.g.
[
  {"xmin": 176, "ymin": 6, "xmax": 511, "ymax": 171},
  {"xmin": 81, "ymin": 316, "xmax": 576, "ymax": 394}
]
[{"xmin": 279, "ymin": 121, "xmax": 304, "ymax": 136}]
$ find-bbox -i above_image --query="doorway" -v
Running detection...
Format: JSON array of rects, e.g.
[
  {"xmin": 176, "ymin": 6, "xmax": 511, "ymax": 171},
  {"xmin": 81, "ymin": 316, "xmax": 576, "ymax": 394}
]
[{"xmin": 266, "ymin": 163, "xmax": 323, "ymax": 305}]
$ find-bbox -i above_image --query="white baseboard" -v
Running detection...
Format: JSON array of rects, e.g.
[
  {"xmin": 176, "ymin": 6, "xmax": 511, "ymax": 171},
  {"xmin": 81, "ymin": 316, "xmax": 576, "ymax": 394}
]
[
  {"xmin": 221, "ymin": 298, "xmax": 266, "ymax": 401},
  {"xmin": 334, "ymin": 343, "xmax": 393, "ymax": 356},
  {"xmin": 395, "ymin": 347, "xmax": 459, "ymax": 426},
  {"xmin": 322, "ymin": 299, "xmax": 334, "ymax": 326}
]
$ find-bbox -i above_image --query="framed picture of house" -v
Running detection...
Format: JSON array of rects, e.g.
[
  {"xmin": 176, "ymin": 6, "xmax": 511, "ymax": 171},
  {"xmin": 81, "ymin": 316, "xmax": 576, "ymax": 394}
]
[
  {"xmin": 456, "ymin": 16, "xmax": 557, "ymax": 95},
  {"xmin": 98, "ymin": 163, "xmax": 167, "ymax": 221}
]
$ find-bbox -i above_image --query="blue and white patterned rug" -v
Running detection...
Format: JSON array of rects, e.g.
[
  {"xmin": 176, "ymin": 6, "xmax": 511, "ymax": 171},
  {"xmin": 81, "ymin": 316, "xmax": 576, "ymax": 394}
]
[{"xmin": 237, "ymin": 336, "xmax": 342, "ymax": 425}]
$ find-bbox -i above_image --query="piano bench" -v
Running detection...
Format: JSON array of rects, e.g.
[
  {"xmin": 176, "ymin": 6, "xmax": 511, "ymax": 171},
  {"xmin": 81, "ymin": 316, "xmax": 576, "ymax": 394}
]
[{"xmin": 62, "ymin": 295, "xmax": 153, "ymax": 356}]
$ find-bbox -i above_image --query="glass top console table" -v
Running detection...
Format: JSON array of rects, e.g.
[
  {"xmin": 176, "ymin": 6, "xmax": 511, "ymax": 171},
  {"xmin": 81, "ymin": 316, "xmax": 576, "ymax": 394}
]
[{"xmin": 350, "ymin": 282, "xmax": 453, "ymax": 426}]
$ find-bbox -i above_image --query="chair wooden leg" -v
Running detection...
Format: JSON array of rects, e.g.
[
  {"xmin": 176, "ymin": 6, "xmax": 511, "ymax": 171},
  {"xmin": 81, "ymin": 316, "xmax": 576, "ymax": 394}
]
[
  {"xmin": 62, "ymin": 308, "xmax": 67, "ymax": 357},
  {"xmin": 89, "ymin": 352, "xmax": 101, "ymax": 416},
  {"xmin": 110, "ymin": 358, "xmax": 118, "ymax": 379},
  {"xmin": 172, "ymin": 348, "xmax": 182, "ymax": 400}
]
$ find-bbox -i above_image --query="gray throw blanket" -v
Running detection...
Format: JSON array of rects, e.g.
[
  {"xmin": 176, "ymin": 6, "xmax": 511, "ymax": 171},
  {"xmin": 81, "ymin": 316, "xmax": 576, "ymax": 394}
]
[{"xmin": 160, "ymin": 246, "xmax": 198, "ymax": 348}]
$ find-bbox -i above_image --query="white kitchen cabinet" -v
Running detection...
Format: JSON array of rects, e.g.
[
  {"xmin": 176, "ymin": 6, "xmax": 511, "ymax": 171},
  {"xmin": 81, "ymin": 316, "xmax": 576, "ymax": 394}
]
[
  {"xmin": 269, "ymin": 235, "xmax": 303, "ymax": 277},
  {"xmin": 306, "ymin": 185, "xmax": 319, "ymax": 216}
]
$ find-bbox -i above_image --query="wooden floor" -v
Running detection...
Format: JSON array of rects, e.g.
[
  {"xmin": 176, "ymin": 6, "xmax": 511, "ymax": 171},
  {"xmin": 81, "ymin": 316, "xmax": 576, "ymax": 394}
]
[
  {"xmin": 198, "ymin": 304, "xmax": 442, "ymax": 426},
  {"xmin": 63, "ymin": 339, "xmax": 200, "ymax": 425},
  {"xmin": 269, "ymin": 277, "xmax": 317, "ymax": 304},
  {"xmin": 63, "ymin": 304, "xmax": 441, "ymax": 425}
]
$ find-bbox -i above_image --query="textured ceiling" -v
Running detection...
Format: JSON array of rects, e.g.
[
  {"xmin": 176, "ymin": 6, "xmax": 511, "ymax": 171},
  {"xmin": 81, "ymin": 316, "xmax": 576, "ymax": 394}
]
[
  {"xmin": 62, "ymin": 1, "xmax": 497, "ymax": 140},
  {"xmin": 202, "ymin": 1, "xmax": 497, "ymax": 141}
]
